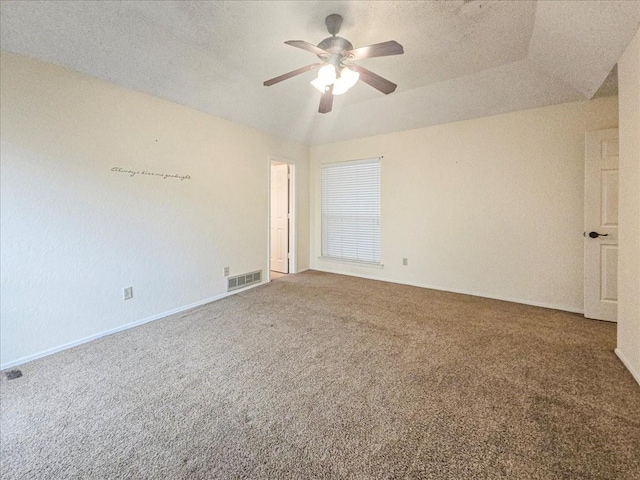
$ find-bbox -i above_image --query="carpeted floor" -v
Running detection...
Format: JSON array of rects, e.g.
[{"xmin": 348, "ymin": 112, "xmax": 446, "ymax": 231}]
[{"xmin": 1, "ymin": 271, "xmax": 639, "ymax": 479}]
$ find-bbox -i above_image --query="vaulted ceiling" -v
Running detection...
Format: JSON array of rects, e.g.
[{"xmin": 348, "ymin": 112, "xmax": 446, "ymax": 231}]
[{"xmin": 1, "ymin": 1, "xmax": 639, "ymax": 145}]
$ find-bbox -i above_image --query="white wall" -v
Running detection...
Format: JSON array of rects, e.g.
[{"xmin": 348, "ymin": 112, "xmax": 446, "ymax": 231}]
[
  {"xmin": 0, "ymin": 51, "xmax": 310, "ymax": 368},
  {"xmin": 616, "ymin": 28, "xmax": 640, "ymax": 385},
  {"xmin": 310, "ymin": 97, "xmax": 618, "ymax": 313}
]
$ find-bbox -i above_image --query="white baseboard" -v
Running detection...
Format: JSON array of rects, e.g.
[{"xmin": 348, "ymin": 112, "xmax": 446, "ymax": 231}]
[
  {"xmin": 0, "ymin": 282, "xmax": 265, "ymax": 371},
  {"xmin": 312, "ymin": 267, "xmax": 584, "ymax": 314},
  {"xmin": 615, "ymin": 348, "xmax": 640, "ymax": 386}
]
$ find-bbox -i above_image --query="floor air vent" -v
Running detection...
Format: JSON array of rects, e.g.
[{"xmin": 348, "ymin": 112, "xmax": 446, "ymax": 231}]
[{"xmin": 227, "ymin": 270, "xmax": 262, "ymax": 291}]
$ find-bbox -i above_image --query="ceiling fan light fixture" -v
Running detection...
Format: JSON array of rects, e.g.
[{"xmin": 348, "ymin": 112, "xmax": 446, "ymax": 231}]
[
  {"xmin": 332, "ymin": 67, "xmax": 360, "ymax": 95},
  {"xmin": 317, "ymin": 64, "xmax": 337, "ymax": 84},
  {"xmin": 311, "ymin": 63, "xmax": 337, "ymax": 93},
  {"xmin": 311, "ymin": 77, "xmax": 330, "ymax": 93}
]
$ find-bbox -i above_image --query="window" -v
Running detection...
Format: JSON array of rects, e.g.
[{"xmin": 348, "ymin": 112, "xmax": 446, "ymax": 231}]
[{"xmin": 321, "ymin": 158, "xmax": 381, "ymax": 264}]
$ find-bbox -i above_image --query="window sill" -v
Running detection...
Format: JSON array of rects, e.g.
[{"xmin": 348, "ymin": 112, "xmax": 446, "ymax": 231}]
[{"xmin": 318, "ymin": 256, "xmax": 384, "ymax": 269}]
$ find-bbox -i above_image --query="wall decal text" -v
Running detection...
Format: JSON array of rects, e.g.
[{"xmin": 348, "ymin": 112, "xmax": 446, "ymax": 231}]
[{"xmin": 111, "ymin": 167, "xmax": 190, "ymax": 181}]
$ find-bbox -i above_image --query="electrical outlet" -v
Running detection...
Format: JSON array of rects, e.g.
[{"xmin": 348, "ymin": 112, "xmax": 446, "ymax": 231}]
[
  {"xmin": 224, "ymin": 267, "xmax": 230, "ymax": 277},
  {"xmin": 402, "ymin": 258, "xmax": 408, "ymax": 266},
  {"xmin": 123, "ymin": 287, "xmax": 133, "ymax": 300}
]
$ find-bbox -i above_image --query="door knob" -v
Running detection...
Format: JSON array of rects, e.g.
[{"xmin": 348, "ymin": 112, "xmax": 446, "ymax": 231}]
[{"xmin": 588, "ymin": 231, "xmax": 608, "ymax": 238}]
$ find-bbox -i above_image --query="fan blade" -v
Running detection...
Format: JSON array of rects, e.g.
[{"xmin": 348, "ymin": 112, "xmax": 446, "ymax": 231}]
[
  {"xmin": 347, "ymin": 64, "xmax": 397, "ymax": 94},
  {"xmin": 319, "ymin": 84, "xmax": 333, "ymax": 114},
  {"xmin": 263, "ymin": 63, "xmax": 321, "ymax": 86},
  {"xmin": 285, "ymin": 40, "xmax": 329, "ymax": 57},
  {"xmin": 345, "ymin": 40, "xmax": 404, "ymax": 60}
]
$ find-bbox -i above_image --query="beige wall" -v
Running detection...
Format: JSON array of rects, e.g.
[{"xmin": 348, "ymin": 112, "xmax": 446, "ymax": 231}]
[
  {"xmin": 616, "ymin": 28, "xmax": 640, "ymax": 385},
  {"xmin": 0, "ymin": 51, "xmax": 310, "ymax": 368},
  {"xmin": 310, "ymin": 97, "xmax": 618, "ymax": 313}
]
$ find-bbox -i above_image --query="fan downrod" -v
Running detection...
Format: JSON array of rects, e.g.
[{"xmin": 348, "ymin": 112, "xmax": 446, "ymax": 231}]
[{"xmin": 325, "ymin": 14, "xmax": 343, "ymax": 36}]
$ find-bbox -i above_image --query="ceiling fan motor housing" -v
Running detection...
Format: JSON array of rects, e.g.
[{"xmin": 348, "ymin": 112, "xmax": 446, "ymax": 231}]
[{"xmin": 317, "ymin": 36, "xmax": 354, "ymax": 59}]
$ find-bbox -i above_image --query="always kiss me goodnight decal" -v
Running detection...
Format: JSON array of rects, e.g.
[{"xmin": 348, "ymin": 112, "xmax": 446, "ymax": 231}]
[{"xmin": 111, "ymin": 167, "xmax": 191, "ymax": 181}]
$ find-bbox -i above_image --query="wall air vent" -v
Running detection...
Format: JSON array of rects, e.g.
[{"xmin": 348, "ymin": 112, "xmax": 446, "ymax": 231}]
[{"xmin": 227, "ymin": 270, "xmax": 262, "ymax": 292}]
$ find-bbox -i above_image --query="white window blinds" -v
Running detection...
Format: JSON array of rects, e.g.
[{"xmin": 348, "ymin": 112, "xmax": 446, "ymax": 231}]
[{"xmin": 321, "ymin": 158, "xmax": 381, "ymax": 264}]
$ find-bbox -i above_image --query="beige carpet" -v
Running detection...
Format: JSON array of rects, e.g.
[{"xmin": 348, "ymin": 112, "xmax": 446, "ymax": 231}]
[{"xmin": 1, "ymin": 271, "xmax": 639, "ymax": 479}]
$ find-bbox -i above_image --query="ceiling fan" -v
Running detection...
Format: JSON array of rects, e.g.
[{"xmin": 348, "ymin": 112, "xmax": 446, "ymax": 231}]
[{"xmin": 263, "ymin": 14, "xmax": 404, "ymax": 114}]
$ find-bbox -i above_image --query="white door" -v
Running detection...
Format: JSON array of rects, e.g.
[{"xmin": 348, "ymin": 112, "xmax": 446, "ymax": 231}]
[
  {"xmin": 584, "ymin": 129, "xmax": 619, "ymax": 322},
  {"xmin": 270, "ymin": 163, "xmax": 289, "ymax": 273}
]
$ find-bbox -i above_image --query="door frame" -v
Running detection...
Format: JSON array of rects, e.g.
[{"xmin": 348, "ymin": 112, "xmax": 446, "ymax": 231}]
[{"xmin": 268, "ymin": 155, "xmax": 296, "ymax": 280}]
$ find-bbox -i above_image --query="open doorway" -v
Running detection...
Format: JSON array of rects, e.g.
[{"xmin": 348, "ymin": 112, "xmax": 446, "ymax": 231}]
[{"xmin": 269, "ymin": 157, "xmax": 295, "ymax": 280}]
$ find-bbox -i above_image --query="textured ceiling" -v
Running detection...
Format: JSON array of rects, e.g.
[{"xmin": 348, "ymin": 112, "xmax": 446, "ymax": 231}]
[{"xmin": 1, "ymin": 0, "xmax": 639, "ymax": 145}]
